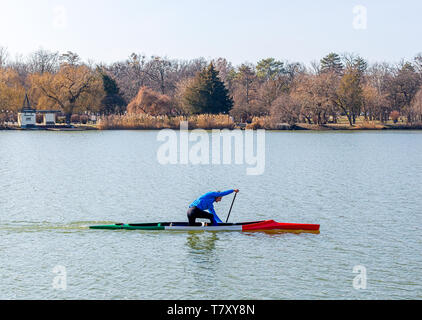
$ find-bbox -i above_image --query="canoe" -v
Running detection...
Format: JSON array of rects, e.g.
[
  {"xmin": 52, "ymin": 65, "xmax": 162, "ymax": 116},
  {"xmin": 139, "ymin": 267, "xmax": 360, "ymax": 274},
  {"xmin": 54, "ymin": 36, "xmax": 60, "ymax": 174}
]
[{"xmin": 89, "ymin": 220, "xmax": 320, "ymax": 234}]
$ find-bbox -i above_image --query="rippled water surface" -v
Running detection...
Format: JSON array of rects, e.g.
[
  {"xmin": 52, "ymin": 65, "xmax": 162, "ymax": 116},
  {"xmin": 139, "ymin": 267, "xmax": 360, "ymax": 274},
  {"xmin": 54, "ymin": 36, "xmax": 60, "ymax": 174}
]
[{"xmin": 1, "ymin": 130, "xmax": 421, "ymax": 299}]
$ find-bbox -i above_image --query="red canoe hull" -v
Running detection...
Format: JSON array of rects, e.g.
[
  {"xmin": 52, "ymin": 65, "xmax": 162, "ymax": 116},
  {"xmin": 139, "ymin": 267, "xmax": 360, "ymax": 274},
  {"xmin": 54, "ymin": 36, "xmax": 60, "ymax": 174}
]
[{"xmin": 242, "ymin": 220, "xmax": 320, "ymax": 233}]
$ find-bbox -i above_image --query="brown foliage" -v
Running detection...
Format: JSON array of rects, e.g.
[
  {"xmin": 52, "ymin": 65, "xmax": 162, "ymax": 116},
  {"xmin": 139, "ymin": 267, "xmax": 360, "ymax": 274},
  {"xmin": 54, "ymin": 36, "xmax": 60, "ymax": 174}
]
[
  {"xmin": 410, "ymin": 88, "xmax": 422, "ymax": 122},
  {"xmin": 30, "ymin": 64, "xmax": 104, "ymax": 119},
  {"xmin": 127, "ymin": 86, "xmax": 173, "ymax": 116},
  {"xmin": 270, "ymin": 93, "xmax": 301, "ymax": 125},
  {"xmin": 362, "ymin": 83, "xmax": 389, "ymax": 122},
  {"xmin": 390, "ymin": 110, "xmax": 400, "ymax": 123},
  {"xmin": 0, "ymin": 68, "xmax": 25, "ymax": 112},
  {"xmin": 291, "ymin": 72, "xmax": 338, "ymax": 124}
]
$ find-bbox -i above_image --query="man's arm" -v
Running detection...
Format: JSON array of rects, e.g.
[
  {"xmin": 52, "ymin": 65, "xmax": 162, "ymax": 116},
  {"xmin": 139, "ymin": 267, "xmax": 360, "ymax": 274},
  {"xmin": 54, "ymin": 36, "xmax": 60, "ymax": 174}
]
[
  {"xmin": 211, "ymin": 189, "xmax": 238, "ymax": 198},
  {"xmin": 209, "ymin": 204, "xmax": 223, "ymax": 223}
]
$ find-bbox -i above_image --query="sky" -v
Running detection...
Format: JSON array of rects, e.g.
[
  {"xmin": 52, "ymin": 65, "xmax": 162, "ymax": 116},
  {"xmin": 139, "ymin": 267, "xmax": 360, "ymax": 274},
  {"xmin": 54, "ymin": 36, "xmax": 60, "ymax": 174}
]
[{"xmin": 0, "ymin": 0, "xmax": 421, "ymax": 66}]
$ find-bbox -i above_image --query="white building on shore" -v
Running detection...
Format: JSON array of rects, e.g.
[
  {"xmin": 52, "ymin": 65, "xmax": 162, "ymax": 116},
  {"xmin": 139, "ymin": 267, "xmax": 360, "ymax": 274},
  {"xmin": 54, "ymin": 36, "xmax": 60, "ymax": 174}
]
[
  {"xmin": 17, "ymin": 94, "xmax": 36, "ymax": 128},
  {"xmin": 17, "ymin": 94, "xmax": 60, "ymax": 128},
  {"xmin": 37, "ymin": 110, "xmax": 60, "ymax": 126}
]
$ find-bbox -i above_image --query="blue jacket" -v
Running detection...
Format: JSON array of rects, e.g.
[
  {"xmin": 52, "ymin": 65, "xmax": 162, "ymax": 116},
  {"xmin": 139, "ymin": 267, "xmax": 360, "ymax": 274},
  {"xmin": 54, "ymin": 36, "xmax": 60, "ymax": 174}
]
[{"xmin": 189, "ymin": 190, "xmax": 234, "ymax": 223}]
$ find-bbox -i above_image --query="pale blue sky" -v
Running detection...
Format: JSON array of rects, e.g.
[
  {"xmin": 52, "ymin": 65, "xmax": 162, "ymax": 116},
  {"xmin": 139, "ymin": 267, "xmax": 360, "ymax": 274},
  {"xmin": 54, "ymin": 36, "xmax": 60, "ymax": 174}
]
[{"xmin": 0, "ymin": 0, "xmax": 421, "ymax": 66}]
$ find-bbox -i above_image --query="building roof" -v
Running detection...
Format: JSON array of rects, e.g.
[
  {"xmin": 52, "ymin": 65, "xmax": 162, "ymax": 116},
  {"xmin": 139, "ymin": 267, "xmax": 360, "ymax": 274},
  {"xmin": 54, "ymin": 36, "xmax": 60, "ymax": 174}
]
[
  {"xmin": 21, "ymin": 93, "xmax": 36, "ymax": 112},
  {"xmin": 36, "ymin": 110, "xmax": 61, "ymax": 114}
]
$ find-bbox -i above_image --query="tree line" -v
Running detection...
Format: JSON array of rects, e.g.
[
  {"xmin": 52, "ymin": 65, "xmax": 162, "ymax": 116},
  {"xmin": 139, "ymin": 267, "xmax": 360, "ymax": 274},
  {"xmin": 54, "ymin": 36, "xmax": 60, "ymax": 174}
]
[{"xmin": 1, "ymin": 47, "xmax": 422, "ymax": 126}]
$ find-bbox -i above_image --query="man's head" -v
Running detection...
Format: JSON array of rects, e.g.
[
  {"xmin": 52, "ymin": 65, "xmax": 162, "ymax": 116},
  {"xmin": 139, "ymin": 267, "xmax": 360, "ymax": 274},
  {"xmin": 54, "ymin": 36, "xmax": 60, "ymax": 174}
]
[{"xmin": 215, "ymin": 191, "xmax": 222, "ymax": 203}]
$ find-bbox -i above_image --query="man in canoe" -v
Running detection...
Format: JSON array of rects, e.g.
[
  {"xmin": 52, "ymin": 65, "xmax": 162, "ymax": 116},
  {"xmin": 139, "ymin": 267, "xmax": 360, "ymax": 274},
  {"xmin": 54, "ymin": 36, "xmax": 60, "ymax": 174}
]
[{"xmin": 187, "ymin": 189, "xmax": 239, "ymax": 226}]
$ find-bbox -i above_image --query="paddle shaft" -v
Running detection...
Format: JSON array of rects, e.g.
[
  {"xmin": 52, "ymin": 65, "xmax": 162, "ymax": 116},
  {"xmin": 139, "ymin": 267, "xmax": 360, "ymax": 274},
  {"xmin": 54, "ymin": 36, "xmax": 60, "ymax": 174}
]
[{"xmin": 226, "ymin": 192, "xmax": 238, "ymax": 223}]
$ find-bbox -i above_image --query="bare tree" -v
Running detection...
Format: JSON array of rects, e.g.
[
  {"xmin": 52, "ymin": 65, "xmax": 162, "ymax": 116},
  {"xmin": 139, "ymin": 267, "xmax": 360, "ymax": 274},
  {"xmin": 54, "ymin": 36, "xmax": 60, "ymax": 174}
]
[
  {"xmin": 7, "ymin": 54, "xmax": 31, "ymax": 89},
  {"xmin": 231, "ymin": 63, "xmax": 259, "ymax": 121},
  {"xmin": 107, "ymin": 53, "xmax": 153, "ymax": 102},
  {"xmin": 271, "ymin": 93, "xmax": 301, "ymax": 125},
  {"xmin": 31, "ymin": 64, "xmax": 104, "ymax": 123},
  {"xmin": 386, "ymin": 61, "xmax": 421, "ymax": 122},
  {"xmin": 147, "ymin": 56, "xmax": 173, "ymax": 94},
  {"xmin": 291, "ymin": 73, "xmax": 339, "ymax": 124},
  {"xmin": 0, "ymin": 46, "xmax": 9, "ymax": 68},
  {"xmin": 60, "ymin": 51, "xmax": 81, "ymax": 66},
  {"xmin": 309, "ymin": 60, "xmax": 321, "ymax": 75},
  {"xmin": 28, "ymin": 48, "xmax": 59, "ymax": 74},
  {"xmin": 413, "ymin": 53, "xmax": 422, "ymax": 79},
  {"xmin": 412, "ymin": 87, "xmax": 422, "ymax": 122},
  {"xmin": 362, "ymin": 83, "xmax": 389, "ymax": 122},
  {"xmin": 212, "ymin": 57, "xmax": 235, "ymax": 90}
]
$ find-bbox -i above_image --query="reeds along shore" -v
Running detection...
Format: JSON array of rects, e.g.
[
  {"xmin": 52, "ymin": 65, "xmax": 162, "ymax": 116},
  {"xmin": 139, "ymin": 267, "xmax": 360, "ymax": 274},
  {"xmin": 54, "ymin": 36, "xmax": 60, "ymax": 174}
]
[
  {"xmin": 97, "ymin": 114, "xmax": 236, "ymax": 130},
  {"xmin": 96, "ymin": 114, "xmax": 422, "ymax": 130}
]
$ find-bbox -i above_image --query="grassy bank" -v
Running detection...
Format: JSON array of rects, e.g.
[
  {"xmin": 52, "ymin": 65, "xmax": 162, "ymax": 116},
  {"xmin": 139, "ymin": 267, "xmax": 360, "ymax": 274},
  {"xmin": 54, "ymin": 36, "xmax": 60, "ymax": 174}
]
[
  {"xmin": 293, "ymin": 123, "xmax": 422, "ymax": 130},
  {"xmin": 245, "ymin": 116, "xmax": 422, "ymax": 130}
]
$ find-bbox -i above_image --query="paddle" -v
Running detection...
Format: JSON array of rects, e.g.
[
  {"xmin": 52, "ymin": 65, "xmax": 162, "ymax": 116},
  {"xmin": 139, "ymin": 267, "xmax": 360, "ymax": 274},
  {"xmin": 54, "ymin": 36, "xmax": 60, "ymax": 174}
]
[{"xmin": 225, "ymin": 192, "xmax": 238, "ymax": 223}]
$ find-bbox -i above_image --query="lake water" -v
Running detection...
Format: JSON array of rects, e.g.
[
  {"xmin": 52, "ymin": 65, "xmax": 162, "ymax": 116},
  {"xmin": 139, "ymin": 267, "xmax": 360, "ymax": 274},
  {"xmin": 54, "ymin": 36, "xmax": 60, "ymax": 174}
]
[{"xmin": 0, "ymin": 130, "xmax": 421, "ymax": 300}]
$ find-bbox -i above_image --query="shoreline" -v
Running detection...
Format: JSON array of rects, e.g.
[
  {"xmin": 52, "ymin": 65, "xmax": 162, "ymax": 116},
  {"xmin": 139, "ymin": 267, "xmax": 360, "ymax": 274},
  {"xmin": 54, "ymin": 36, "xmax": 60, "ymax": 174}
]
[{"xmin": 2, "ymin": 123, "xmax": 422, "ymax": 131}]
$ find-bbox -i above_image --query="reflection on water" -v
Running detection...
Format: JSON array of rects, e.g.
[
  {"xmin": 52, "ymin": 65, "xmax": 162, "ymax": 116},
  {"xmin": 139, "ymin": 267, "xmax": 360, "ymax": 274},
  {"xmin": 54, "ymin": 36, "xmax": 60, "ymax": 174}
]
[
  {"xmin": 186, "ymin": 232, "xmax": 219, "ymax": 252},
  {"xmin": 185, "ymin": 232, "xmax": 220, "ymax": 283},
  {"xmin": 0, "ymin": 221, "xmax": 114, "ymax": 234}
]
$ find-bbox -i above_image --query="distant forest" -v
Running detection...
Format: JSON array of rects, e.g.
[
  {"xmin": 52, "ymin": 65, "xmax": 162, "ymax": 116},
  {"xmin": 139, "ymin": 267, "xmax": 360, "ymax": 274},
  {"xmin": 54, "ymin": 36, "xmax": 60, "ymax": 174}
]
[{"xmin": 1, "ymin": 47, "xmax": 422, "ymax": 126}]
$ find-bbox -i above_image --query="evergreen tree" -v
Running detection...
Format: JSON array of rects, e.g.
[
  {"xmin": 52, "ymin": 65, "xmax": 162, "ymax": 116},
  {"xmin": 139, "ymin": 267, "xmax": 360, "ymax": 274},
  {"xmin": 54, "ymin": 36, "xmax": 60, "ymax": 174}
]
[
  {"xmin": 100, "ymin": 73, "xmax": 126, "ymax": 115},
  {"xmin": 320, "ymin": 53, "xmax": 344, "ymax": 75},
  {"xmin": 352, "ymin": 56, "xmax": 368, "ymax": 75},
  {"xmin": 183, "ymin": 63, "xmax": 233, "ymax": 114},
  {"xmin": 256, "ymin": 58, "xmax": 285, "ymax": 81}
]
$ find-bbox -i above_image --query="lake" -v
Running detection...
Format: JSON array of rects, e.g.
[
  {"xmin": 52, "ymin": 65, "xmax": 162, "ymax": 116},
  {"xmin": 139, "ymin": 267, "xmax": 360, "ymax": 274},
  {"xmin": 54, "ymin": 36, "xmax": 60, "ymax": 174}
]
[{"xmin": 0, "ymin": 130, "xmax": 421, "ymax": 299}]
